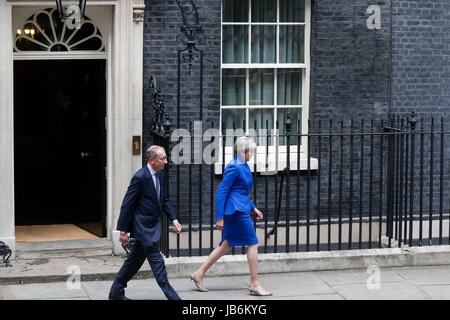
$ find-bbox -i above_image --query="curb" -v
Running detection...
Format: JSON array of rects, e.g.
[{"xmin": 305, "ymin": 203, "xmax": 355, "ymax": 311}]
[
  {"xmin": 164, "ymin": 245, "xmax": 450, "ymax": 277},
  {"xmin": 0, "ymin": 270, "xmax": 154, "ymax": 286}
]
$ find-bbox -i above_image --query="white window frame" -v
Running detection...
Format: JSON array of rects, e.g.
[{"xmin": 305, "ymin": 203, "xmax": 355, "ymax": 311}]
[
  {"xmin": 13, "ymin": 7, "xmax": 105, "ymax": 54},
  {"xmin": 217, "ymin": 0, "xmax": 315, "ymax": 174}
]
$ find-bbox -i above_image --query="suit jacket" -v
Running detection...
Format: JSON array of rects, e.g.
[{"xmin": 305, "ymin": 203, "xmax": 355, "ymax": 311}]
[
  {"xmin": 116, "ymin": 165, "xmax": 177, "ymax": 247},
  {"xmin": 215, "ymin": 155, "xmax": 256, "ymax": 221}
]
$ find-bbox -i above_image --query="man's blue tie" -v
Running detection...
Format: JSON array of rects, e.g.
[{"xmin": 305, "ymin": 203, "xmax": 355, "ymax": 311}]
[{"xmin": 154, "ymin": 173, "xmax": 160, "ymax": 200}]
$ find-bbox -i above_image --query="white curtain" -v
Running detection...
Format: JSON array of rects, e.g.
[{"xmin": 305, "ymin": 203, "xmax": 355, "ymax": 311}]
[
  {"xmin": 223, "ymin": 25, "xmax": 248, "ymax": 63},
  {"xmin": 250, "ymin": 69, "xmax": 274, "ymax": 105},
  {"xmin": 277, "ymin": 69, "xmax": 301, "ymax": 105},
  {"xmin": 249, "ymin": 108, "xmax": 274, "ymax": 145},
  {"xmin": 251, "ymin": 26, "xmax": 276, "ymax": 63},
  {"xmin": 279, "ymin": 0, "xmax": 305, "ymax": 22},
  {"xmin": 222, "ymin": 69, "xmax": 246, "ymax": 105},
  {"xmin": 280, "ymin": 25, "xmax": 304, "ymax": 63},
  {"xmin": 251, "ymin": 0, "xmax": 276, "ymax": 22},
  {"xmin": 223, "ymin": 0, "xmax": 248, "ymax": 22}
]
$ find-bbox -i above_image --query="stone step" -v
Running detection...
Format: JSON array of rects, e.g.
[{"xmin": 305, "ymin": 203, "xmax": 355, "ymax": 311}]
[{"xmin": 15, "ymin": 239, "xmax": 113, "ymax": 260}]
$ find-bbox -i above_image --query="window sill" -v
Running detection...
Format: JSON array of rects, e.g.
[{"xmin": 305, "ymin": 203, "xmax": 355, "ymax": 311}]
[{"xmin": 213, "ymin": 151, "xmax": 318, "ymax": 175}]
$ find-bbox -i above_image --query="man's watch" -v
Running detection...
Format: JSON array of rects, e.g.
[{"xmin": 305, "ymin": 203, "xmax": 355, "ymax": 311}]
[{"xmin": 120, "ymin": 231, "xmax": 127, "ymax": 235}]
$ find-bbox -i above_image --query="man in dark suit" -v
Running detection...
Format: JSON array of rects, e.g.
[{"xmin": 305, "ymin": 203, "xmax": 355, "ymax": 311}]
[{"xmin": 109, "ymin": 145, "xmax": 182, "ymax": 300}]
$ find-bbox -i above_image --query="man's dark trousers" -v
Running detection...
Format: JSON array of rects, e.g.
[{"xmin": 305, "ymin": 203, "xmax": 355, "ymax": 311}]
[{"xmin": 110, "ymin": 241, "xmax": 180, "ymax": 300}]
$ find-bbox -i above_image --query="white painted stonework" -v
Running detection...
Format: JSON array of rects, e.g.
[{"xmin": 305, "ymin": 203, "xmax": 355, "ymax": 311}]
[
  {"xmin": 0, "ymin": 0, "xmax": 145, "ymax": 256},
  {"xmin": 0, "ymin": 0, "xmax": 15, "ymax": 257}
]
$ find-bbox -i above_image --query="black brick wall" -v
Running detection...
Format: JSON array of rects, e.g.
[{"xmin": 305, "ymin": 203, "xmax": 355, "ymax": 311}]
[
  {"xmin": 143, "ymin": 0, "xmax": 222, "ymax": 222},
  {"xmin": 143, "ymin": 0, "xmax": 221, "ymax": 145},
  {"xmin": 391, "ymin": 0, "xmax": 450, "ymax": 115},
  {"xmin": 310, "ymin": 0, "xmax": 391, "ymax": 120}
]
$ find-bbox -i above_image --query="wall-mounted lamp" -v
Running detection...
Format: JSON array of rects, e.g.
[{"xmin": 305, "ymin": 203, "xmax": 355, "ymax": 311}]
[{"xmin": 55, "ymin": 0, "xmax": 86, "ymax": 21}]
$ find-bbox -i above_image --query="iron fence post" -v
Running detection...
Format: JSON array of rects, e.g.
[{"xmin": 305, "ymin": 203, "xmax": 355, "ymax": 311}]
[
  {"xmin": 385, "ymin": 120, "xmax": 395, "ymax": 246},
  {"xmin": 408, "ymin": 112, "xmax": 417, "ymax": 247},
  {"xmin": 285, "ymin": 111, "xmax": 292, "ymax": 253}
]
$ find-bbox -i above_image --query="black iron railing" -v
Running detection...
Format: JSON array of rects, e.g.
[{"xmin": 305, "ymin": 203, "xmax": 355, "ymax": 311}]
[
  {"xmin": 153, "ymin": 113, "xmax": 450, "ymax": 257},
  {"xmin": 0, "ymin": 241, "xmax": 12, "ymax": 267}
]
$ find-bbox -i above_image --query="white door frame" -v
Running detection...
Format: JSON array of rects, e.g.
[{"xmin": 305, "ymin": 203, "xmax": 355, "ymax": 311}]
[{"xmin": 0, "ymin": 0, "xmax": 145, "ymax": 256}]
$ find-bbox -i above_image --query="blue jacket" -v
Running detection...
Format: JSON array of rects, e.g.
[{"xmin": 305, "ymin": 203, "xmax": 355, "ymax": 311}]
[
  {"xmin": 116, "ymin": 166, "xmax": 177, "ymax": 247},
  {"xmin": 215, "ymin": 155, "xmax": 256, "ymax": 221}
]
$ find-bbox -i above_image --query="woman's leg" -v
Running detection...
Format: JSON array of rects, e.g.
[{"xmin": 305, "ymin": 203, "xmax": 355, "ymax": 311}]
[
  {"xmin": 194, "ymin": 240, "xmax": 231, "ymax": 281},
  {"xmin": 246, "ymin": 244, "xmax": 260, "ymax": 287},
  {"xmin": 246, "ymin": 244, "xmax": 272, "ymax": 295}
]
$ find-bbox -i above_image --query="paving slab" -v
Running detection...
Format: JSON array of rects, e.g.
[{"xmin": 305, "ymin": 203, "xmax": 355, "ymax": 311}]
[
  {"xmin": 396, "ymin": 266, "xmax": 450, "ymax": 285},
  {"xmin": 53, "ymin": 297, "xmax": 92, "ymax": 300},
  {"xmin": 3, "ymin": 263, "xmax": 450, "ymax": 300},
  {"xmin": 331, "ymin": 282, "xmax": 431, "ymax": 300},
  {"xmin": 270, "ymin": 294, "xmax": 344, "ymax": 300},
  {"xmin": 81, "ymin": 281, "xmax": 115, "ymax": 300},
  {"xmin": 0, "ymin": 282, "xmax": 89, "ymax": 300},
  {"xmin": 3, "ymin": 245, "xmax": 450, "ymax": 286},
  {"xmin": 417, "ymin": 285, "xmax": 450, "ymax": 300},
  {"xmin": 181, "ymin": 289, "xmax": 260, "ymax": 300},
  {"xmin": 82, "ymin": 280, "xmax": 173, "ymax": 300},
  {"xmin": 0, "ymin": 256, "xmax": 152, "ymax": 285},
  {"xmin": 178, "ymin": 274, "xmax": 250, "ymax": 292},
  {"xmin": 256, "ymin": 272, "xmax": 336, "ymax": 297},
  {"xmin": 81, "ymin": 279, "xmax": 261, "ymax": 300},
  {"xmin": 315, "ymin": 268, "xmax": 404, "ymax": 285}
]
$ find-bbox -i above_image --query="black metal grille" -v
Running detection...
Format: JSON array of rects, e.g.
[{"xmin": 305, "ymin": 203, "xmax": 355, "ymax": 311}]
[
  {"xmin": 0, "ymin": 241, "xmax": 12, "ymax": 267},
  {"xmin": 151, "ymin": 113, "xmax": 450, "ymax": 257}
]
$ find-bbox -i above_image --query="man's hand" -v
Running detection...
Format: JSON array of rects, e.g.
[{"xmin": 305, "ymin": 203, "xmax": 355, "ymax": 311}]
[
  {"xmin": 253, "ymin": 208, "xmax": 263, "ymax": 220},
  {"xmin": 173, "ymin": 219, "xmax": 182, "ymax": 234},
  {"xmin": 119, "ymin": 231, "xmax": 129, "ymax": 244},
  {"xmin": 215, "ymin": 219, "xmax": 224, "ymax": 231}
]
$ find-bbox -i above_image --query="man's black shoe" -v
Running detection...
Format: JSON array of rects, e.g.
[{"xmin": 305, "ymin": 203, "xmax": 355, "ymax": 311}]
[{"xmin": 108, "ymin": 294, "xmax": 131, "ymax": 300}]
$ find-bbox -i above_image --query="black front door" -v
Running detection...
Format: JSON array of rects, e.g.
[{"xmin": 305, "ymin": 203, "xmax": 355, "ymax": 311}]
[{"xmin": 14, "ymin": 60, "xmax": 107, "ymax": 237}]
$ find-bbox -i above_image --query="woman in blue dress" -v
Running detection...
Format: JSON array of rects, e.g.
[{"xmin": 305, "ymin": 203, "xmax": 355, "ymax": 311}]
[{"xmin": 190, "ymin": 136, "xmax": 272, "ymax": 296}]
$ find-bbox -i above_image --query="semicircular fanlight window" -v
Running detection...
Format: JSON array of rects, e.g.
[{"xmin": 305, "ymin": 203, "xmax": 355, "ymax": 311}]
[{"xmin": 15, "ymin": 8, "xmax": 104, "ymax": 52}]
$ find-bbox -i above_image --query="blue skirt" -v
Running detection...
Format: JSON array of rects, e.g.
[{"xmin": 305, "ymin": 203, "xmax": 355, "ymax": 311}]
[{"xmin": 221, "ymin": 210, "xmax": 258, "ymax": 247}]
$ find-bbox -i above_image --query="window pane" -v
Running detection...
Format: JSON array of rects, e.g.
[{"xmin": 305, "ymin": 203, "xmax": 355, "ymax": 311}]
[
  {"xmin": 249, "ymin": 69, "xmax": 274, "ymax": 105},
  {"xmin": 222, "ymin": 69, "xmax": 246, "ymax": 105},
  {"xmin": 222, "ymin": 109, "xmax": 246, "ymax": 146},
  {"xmin": 277, "ymin": 69, "xmax": 302, "ymax": 105},
  {"xmin": 251, "ymin": 0, "xmax": 276, "ymax": 22},
  {"xmin": 277, "ymin": 108, "xmax": 302, "ymax": 145},
  {"xmin": 280, "ymin": 0, "xmax": 305, "ymax": 22},
  {"xmin": 223, "ymin": 0, "xmax": 248, "ymax": 22},
  {"xmin": 223, "ymin": 26, "xmax": 248, "ymax": 63},
  {"xmin": 279, "ymin": 26, "xmax": 304, "ymax": 63},
  {"xmin": 249, "ymin": 108, "xmax": 274, "ymax": 145},
  {"xmin": 222, "ymin": 108, "xmax": 246, "ymax": 129},
  {"xmin": 251, "ymin": 26, "xmax": 276, "ymax": 63}
]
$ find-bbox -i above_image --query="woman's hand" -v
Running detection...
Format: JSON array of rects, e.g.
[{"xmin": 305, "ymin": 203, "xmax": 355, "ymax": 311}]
[
  {"xmin": 215, "ymin": 219, "xmax": 224, "ymax": 230},
  {"xmin": 172, "ymin": 219, "xmax": 182, "ymax": 234},
  {"xmin": 253, "ymin": 208, "xmax": 263, "ymax": 220}
]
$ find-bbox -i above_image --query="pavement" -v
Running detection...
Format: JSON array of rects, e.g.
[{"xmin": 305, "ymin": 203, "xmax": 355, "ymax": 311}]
[
  {"xmin": 3, "ymin": 245, "xmax": 450, "ymax": 300},
  {"xmin": 2, "ymin": 264, "xmax": 450, "ymax": 300}
]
